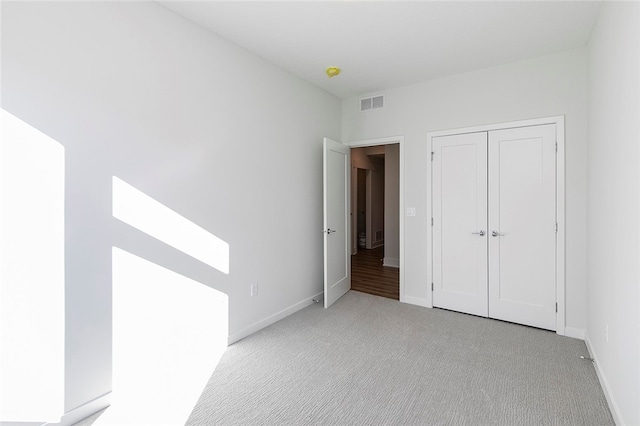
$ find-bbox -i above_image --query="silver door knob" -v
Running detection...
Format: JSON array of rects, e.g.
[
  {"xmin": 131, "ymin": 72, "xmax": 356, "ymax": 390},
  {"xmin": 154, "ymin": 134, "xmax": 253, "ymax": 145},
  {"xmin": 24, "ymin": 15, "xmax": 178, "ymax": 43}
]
[
  {"xmin": 492, "ymin": 230, "xmax": 505, "ymax": 237},
  {"xmin": 471, "ymin": 230, "xmax": 485, "ymax": 236}
]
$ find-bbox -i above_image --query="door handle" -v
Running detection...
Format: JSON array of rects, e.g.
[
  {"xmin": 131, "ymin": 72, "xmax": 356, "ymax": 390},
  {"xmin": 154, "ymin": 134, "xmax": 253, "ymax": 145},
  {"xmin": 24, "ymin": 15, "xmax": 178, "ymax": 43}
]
[
  {"xmin": 492, "ymin": 230, "xmax": 505, "ymax": 237},
  {"xmin": 324, "ymin": 228, "xmax": 336, "ymax": 234},
  {"xmin": 471, "ymin": 230, "xmax": 485, "ymax": 236}
]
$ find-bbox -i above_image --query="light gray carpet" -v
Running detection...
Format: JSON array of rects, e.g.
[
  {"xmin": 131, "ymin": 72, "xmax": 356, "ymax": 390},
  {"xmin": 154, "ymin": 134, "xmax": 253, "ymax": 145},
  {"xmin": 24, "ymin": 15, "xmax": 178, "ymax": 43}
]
[{"xmin": 187, "ymin": 291, "xmax": 613, "ymax": 426}]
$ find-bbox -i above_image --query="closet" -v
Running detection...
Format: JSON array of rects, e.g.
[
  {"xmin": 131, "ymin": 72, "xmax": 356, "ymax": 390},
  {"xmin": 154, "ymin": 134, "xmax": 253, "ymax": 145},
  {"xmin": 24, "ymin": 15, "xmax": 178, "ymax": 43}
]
[{"xmin": 431, "ymin": 124, "xmax": 557, "ymax": 331}]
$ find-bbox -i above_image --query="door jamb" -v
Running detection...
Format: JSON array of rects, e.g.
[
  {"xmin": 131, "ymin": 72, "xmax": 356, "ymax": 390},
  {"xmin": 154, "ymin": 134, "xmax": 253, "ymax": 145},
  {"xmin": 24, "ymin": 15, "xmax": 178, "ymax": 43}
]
[
  {"xmin": 346, "ymin": 136, "xmax": 405, "ymax": 303},
  {"xmin": 426, "ymin": 116, "xmax": 566, "ymax": 336}
]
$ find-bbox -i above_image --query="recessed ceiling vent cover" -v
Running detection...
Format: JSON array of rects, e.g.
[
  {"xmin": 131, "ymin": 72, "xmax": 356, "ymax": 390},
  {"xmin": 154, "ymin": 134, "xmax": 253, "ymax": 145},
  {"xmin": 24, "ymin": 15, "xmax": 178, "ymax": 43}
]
[{"xmin": 360, "ymin": 95, "xmax": 384, "ymax": 112}]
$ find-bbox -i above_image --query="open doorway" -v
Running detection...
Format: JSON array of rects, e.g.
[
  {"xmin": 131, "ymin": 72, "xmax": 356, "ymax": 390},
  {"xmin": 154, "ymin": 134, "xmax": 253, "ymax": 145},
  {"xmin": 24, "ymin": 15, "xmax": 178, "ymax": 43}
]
[{"xmin": 350, "ymin": 143, "xmax": 400, "ymax": 300}]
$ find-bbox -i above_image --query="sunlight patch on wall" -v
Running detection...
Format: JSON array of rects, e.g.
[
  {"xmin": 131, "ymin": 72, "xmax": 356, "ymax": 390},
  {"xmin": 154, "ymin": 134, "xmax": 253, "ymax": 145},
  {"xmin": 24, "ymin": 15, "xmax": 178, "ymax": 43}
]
[
  {"xmin": 112, "ymin": 177, "xmax": 229, "ymax": 274},
  {"xmin": 97, "ymin": 248, "xmax": 228, "ymax": 425},
  {"xmin": 0, "ymin": 109, "xmax": 65, "ymax": 422}
]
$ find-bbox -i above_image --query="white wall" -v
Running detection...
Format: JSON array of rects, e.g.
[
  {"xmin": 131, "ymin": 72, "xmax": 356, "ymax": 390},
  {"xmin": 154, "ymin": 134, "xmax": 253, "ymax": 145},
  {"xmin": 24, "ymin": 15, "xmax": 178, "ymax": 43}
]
[
  {"xmin": 586, "ymin": 2, "xmax": 640, "ymax": 424},
  {"xmin": 1, "ymin": 1, "xmax": 339, "ymax": 419},
  {"xmin": 384, "ymin": 144, "xmax": 400, "ymax": 266},
  {"xmin": 351, "ymin": 146, "xmax": 385, "ymax": 249},
  {"xmin": 370, "ymin": 161, "xmax": 384, "ymax": 248},
  {"xmin": 342, "ymin": 48, "xmax": 588, "ymax": 333},
  {"xmin": 0, "ymin": 110, "xmax": 65, "ymax": 423}
]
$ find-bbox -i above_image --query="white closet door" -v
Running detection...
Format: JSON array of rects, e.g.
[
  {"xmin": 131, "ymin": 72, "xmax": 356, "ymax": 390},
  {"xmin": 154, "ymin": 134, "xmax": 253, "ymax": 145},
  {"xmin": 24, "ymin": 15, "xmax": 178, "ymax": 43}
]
[
  {"xmin": 488, "ymin": 124, "xmax": 557, "ymax": 330},
  {"xmin": 432, "ymin": 132, "xmax": 488, "ymax": 317}
]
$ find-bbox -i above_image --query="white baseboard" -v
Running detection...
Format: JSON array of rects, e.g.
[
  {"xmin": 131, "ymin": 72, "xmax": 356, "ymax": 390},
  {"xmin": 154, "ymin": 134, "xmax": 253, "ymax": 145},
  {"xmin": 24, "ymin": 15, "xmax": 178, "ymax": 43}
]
[
  {"xmin": 383, "ymin": 257, "xmax": 399, "ymax": 268},
  {"xmin": 585, "ymin": 333, "xmax": 622, "ymax": 425},
  {"xmin": 0, "ymin": 420, "xmax": 43, "ymax": 425},
  {"xmin": 51, "ymin": 392, "xmax": 111, "ymax": 426},
  {"xmin": 228, "ymin": 291, "xmax": 324, "ymax": 345},
  {"xmin": 371, "ymin": 240, "xmax": 384, "ymax": 249},
  {"xmin": 0, "ymin": 392, "xmax": 111, "ymax": 426},
  {"xmin": 401, "ymin": 295, "xmax": 430, "ymax": 308},
  {"xmin": 564, "ymin": 327, "xmax": 585, "ymax": 340}
]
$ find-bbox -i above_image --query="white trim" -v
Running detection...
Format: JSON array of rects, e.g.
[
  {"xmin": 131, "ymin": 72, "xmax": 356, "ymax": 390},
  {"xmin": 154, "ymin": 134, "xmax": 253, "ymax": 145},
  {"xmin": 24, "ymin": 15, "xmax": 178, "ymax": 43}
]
[
  {"xmin": 44, "ymin": 392, "xmax": 110, "ymax": 426},
  {"xmin": 564, "ymin": 327, "xmax": 585, "ymax": 340},
  {"xmin": 348, "ymin": 136, "xmax": 403, "ymax": 148},
  {"xmin": 402, "ymin": 295, "xmax": 430, "ymax": 308},
  {"xmin": 383, "ymin": 257, "xmax": 400, "ymax": 268},
  {"xmin": 228, "ymin": 292, "xmax": 323, "ymax": 345},
  {"xmin": 585, "ymin": 333, "xmax": 623, "ymax": 425},
  {"xmin": 345, "ymin": 136, "xmax": 405, "ymax": 304},
  {"xmin": 427, "ymin": 116, "xmax": 566, "ymax": 138},
  {"xmin": 371, "ymin": 240, "xmax": 384, "ymax": 249},
  {"xmin": 555, "ymin": 117, "xmax": 566, "ymax": 336},
  {"xmin": 426, "ymin": 131, "xmax": 434, "ymax": 308},
  {"xmin": 427, "ymin": 116, "xmax": 566, "ymax": 335}
]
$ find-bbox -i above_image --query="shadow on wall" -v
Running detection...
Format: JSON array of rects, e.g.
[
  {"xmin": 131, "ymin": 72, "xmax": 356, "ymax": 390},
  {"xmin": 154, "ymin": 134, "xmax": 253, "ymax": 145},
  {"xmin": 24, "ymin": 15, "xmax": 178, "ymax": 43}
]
[
  {"xmin": 0, "ymin": 109, "xmax": 230, "ymax": 425},
  {"xmin": 112, "ymin": 177, "xmax": 230, "ymax": 275},
  {"xmin": 103, "ymin": 177, "xmax": 230, "ymax": 424}
]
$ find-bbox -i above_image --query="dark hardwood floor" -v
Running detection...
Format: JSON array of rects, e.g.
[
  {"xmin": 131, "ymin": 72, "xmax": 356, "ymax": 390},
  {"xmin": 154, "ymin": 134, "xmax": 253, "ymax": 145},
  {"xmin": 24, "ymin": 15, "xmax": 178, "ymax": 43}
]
[{"xmin": 351, "ymin": 246, "xmax": 399, "ymax": 300}]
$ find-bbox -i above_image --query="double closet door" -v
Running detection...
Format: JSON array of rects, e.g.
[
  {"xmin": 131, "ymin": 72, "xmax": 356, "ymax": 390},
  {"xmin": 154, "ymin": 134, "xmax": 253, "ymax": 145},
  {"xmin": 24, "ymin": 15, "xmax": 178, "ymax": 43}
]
[{"xmin": 432, "ymin": 124, "xmax": 557, "ymax": 331}]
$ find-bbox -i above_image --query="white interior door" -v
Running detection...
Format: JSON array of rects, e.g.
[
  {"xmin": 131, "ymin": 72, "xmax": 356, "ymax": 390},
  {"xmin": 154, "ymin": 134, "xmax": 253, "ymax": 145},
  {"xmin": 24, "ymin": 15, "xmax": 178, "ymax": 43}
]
[
  {"xmin": 323, "ymin": 137, "xmax": 351, "ymax": 308},
  {"xmin": 432, "ymin": 132, "xmax": 488, "ymax": 317},
  {"xmin": 488, "ymin": 124, "xmax": 557, "ymax": 330}
]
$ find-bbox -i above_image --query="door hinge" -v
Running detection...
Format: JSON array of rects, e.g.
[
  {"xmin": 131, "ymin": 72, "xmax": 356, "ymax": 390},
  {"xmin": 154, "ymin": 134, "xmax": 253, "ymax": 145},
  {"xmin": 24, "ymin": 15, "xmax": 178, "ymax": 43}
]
[
  {"xmin": 555, "ymin": 142, "xmax": 558, "ymax": 153},
  {"xmin": 431, "ymin": 151, "xmax": 434, "ymax": 161},
  {"xmin": 431, "ymin": 283, "xmax": 434, "ymax": 291},
  {"xmin": 555, "ymin": 222, "xmax": 558, "ymax": 233},
  {"xmin": 431, "ymin": 217, "xmax": 434, "ymax": 226},
  {"xmin": 556, "ymin": 303, "xmax": 558, "ymax": 313}
]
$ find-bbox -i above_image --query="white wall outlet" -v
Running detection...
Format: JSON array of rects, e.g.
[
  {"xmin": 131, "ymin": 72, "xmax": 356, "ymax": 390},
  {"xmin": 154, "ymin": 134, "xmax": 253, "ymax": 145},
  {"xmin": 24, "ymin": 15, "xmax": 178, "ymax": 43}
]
[
  {"xmin": 605, "ymin": 323, "xmax": 609, "ymax": 342},
  {"xmin": 250, "ymin": 283, "xmax": 258, "ymax": 297},
  {"xmin": 406, "ymin": 207, "xmax": 416, "ymax": 217}
]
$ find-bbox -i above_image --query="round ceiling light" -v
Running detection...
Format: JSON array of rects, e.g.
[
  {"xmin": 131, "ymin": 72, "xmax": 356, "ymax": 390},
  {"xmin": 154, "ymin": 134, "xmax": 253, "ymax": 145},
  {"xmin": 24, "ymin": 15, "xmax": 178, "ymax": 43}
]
[{"xmin": 325, "ymin": 66, "xmax": 341, "ymax": 78}]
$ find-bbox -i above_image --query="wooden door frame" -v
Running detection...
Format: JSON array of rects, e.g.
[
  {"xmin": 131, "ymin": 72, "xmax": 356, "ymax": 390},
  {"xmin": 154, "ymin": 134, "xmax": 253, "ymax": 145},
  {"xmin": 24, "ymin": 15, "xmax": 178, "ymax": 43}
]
[
  {"xmin": 427, "ymin": 116, "xmax": 566, "ymax": 336},
  {"xmin": 346, "ymin": 136, "xmax": 405, "ymax": 303}
]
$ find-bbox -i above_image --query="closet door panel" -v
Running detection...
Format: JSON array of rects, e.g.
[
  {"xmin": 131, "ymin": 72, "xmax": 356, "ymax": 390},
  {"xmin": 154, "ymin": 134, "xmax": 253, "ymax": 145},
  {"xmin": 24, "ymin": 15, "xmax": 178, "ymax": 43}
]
[
  {"xmin": 488, "ymin": 124, "xmax": 556, "ymax": 330},
  {"xmin": 432, "ymin": 132, "xmax": 488, "ymax": 317}
]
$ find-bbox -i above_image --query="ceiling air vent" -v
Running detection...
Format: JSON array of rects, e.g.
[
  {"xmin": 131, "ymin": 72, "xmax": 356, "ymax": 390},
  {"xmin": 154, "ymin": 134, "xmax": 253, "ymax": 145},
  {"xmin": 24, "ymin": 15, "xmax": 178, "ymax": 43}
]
[{"xmin": 360, "ymin": 94, "xmax": 384, "ymax": 112}]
